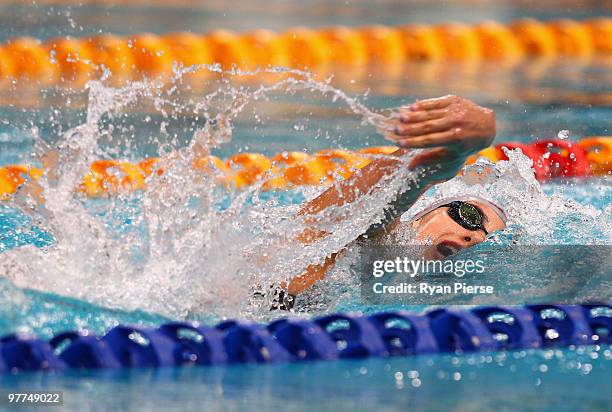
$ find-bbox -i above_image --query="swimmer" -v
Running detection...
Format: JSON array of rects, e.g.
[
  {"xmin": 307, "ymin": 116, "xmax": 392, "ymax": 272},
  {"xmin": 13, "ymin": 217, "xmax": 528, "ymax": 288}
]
[{"xmin": 273, "ymin": 95, "xmax": 506, "ymax": 309}]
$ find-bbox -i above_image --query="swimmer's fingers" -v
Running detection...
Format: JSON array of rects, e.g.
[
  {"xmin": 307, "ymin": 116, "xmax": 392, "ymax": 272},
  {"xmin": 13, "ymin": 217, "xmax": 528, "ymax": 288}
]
[
  {"xmin": 399, "ymin": 109, "xmax": 446, "ymax": 123},
  {"xmin": 393, "ymin": 117, "xmax": 452, "ymax": 137},
  {"xmin": 408, "ymin": 95, "xmax": 456, "ymax": 111},
  {"xmin": 395, "ymin": 129, "xmax": 461, "ymax": 149}
]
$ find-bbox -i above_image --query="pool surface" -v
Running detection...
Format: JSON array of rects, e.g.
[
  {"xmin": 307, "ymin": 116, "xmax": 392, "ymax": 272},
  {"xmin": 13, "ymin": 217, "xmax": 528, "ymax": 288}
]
[{"xmin": 1, "ymin": 345, "xmax": 609, "ymax": 412}]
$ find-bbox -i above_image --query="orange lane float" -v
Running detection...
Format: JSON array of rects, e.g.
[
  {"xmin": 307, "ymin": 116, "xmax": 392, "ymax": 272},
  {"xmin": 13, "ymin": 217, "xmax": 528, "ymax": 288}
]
[
  {"xmin": 85, "ymin": 34, "xmax": 135, "ymax": 79},
  {"xmin": 271, "ymin": 152, "xmax": 325, "ymax": 186},
  {"xmin": 78, "ymin": 160, "xmax": 147, "ymax": 197},
  {"xmin": 0, "ymin": 137, "xmax": 609, "ymax": 199},
  {"xmin": 2, "ymin": 37, "xmax": 58, "ymax": 83},
  {"xmin": 46, "ymin": 37, "xmax": 94, "ymax": 82},
  {"xmin": 0, "ymin": 18, "xmax": 610, "ymax": 83},
  {"xmin": 435, "ymin": 23, "xmax": 482, "ymax": 60},
  {"xmin": 358, "ymin": 25, "xmax": 405, "ymax": 63},
  {"xmin": 549, "ymin": 19, "xmax": 594, "ymax": 58},
  {"xmin": 398, "ymin": 24, "xmax": 445, "ymax": 61},
  {"xmin": 509, "ymin": 19, "xmax": 559, "ymax": 57},
  {"xmin": 474, "ymin": 21, "xmax": 524, "ymax": 61},
  {"xmin": 243, "ymin": 29, "xmax": 290, "ymax": 68},
  {"xmin": 281, "ymin": 27, "xmax": 330, "ymax": 69},
  {"xmin": 226, "ymin": 153, "xmax": 274, "ymax": 188},
  {"xmin": 0, "ymin": 165, "xmax": 43, "ymax": 200},
  {"xmin": 579, "ymin": 137, "xmax": 612, "ymax": 174},
  {"xmin": 206, "ymin": 29, "xmax": 253, "ymax": 70},
  {"xmin": 0, "ymin": 47, "xmax": 16, "ymax": 81},
  {"xmin": 162, "ymin": 32, "xmax": 213, "ymax": 70},
  {"xmin": 130, "ymin": 33, "xmax": 174, "ymax": 78},
  {"xmin": 585, "ymin": 18, "xmax": 612, "ymax": 54},
  {"xmin": 319, "ymin": 27, "xmax": 369, "ymax": 65}
]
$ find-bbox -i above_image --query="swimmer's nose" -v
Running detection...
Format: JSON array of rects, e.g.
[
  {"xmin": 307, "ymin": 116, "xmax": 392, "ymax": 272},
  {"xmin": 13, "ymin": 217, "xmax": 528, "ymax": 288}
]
[
  {"xmin": 434, "ymin": 228, "xmax": 487, "ymax": 258},
  {"xmin": 441, "ymin": 228, "xmax": 484, "ymax": 250},
  {"xmin": 454, "ymin": 227, "xmax": 486, "ymax": 247}
]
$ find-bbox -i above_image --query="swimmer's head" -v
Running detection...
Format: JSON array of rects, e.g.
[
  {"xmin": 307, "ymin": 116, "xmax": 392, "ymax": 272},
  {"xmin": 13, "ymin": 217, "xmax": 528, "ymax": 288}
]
[{"xmin": 409, "ymin": 196, "xmax": 506, "ymax": 260}]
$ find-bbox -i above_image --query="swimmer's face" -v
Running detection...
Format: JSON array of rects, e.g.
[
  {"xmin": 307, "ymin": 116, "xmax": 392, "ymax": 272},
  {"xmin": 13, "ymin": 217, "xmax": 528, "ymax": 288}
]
[{"xmin": 412, "ymin": 201, "xmax": 506, "ymax": 260}]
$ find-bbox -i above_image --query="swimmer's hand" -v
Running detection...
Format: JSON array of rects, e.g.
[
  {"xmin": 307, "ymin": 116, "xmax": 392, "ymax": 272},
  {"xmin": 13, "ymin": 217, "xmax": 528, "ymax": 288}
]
[{"xmin": 389, "ymin": 95, "xmax": 496, "ymax": 157}]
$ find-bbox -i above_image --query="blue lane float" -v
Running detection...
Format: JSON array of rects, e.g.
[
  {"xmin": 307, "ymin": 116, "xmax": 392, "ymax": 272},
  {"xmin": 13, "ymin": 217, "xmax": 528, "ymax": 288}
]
[{"xmin": 0, "ymin": 304, "xmax": 609, "ymax": 373}]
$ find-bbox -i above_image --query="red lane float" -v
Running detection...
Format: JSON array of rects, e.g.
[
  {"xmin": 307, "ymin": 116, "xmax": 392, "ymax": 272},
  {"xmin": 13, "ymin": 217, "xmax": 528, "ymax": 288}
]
[
  {"xmin": 533, "ymin": 139, "xmax": 590, "ymax": 178},
  {"xmin": 468, "ymin": 137, "xmax": 604, "ymax": 181},
  {"xmin": 495, "ymin": 141, "xmax": 550, "ymax": 180}
]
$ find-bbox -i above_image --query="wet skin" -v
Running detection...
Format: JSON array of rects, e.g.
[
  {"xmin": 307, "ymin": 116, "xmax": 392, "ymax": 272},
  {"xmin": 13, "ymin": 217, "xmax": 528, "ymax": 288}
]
[
  {"xmin": 412, "ymin": 201, "xmax": 506, "ymax": 260},
  {"xmin": 287, "ymin": 95, "xmax": 499, "ymax": 296}
]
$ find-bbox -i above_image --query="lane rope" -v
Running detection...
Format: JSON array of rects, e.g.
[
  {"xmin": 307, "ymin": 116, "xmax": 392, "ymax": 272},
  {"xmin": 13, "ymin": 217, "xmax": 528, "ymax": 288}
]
[
  {"xmin": 0, "ymin": 137, "xmax": 609, "ymax": 199},
  {"xmin": 0, "ymin": 303, "xmax": 608, "ymax": 372},
  {"xmin": 0, "ymin": 18, "xmax": 610, "ymax": 84}
]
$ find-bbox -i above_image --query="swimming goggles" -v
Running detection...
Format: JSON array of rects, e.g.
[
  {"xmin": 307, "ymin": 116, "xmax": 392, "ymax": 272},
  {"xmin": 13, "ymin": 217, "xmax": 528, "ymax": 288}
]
[{"xmin": 439, "ymin": 201, "xmax": 488, "ymax": 235}]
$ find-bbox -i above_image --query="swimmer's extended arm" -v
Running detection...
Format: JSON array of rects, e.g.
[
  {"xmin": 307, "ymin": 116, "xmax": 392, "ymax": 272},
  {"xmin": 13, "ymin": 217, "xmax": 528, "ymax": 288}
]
[
  {"xmin": 286, "ymin": 147, "xmax": 456, "ymax": 296},
  {"xmin": 286, "ymin": 95, "xmax": 496, "ymax": 297},
  {"xmin": 285, "ymin": 149, "xmax": 430, "ymax": 295}
]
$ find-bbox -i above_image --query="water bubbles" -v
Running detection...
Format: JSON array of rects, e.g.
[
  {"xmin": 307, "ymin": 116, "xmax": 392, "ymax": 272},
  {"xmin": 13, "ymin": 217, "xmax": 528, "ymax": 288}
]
[
  {"xmin": 128, "ymin": 331, "xmax": 150, "ymax": 346},
  {"xmin": 540, "ymin": 308, "xmax": 566, "ymax": 320},
  {"xmin": 487, "ymin": 312, "xmax": 515, "ymax": 325},
  {"xmin": 544, "ymin": 329, "xmax": 560, "ymax": 340},
  {"xmin": 557, "ymin": 130, "xmax": 570, "ymax": 140},
  {"xmin": 580, "ymin": 363, "xmax": 593, "ymax": 374}
]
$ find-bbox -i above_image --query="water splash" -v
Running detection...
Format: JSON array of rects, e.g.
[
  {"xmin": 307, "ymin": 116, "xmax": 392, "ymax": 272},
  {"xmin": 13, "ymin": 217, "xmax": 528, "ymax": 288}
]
[
  {"xmin": 0, "ymin": 65, "xmax": 609, "ymax": 329},
  {"xmin": 403, "ymin": 148, "xmax": 611, "ymax": 245},
  {"xmin": 0, "ymin": 66, "xmax": 414, "ymax": 321},
  {"xmin": 295, "ymin": 150, "xmax": 611, "ymax": 315}
]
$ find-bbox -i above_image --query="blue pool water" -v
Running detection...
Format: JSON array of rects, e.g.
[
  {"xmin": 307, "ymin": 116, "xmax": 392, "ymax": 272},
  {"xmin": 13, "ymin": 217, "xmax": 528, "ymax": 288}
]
[
  {"xmin": 1, "ymin": 346, "xmax": 610, "ymax": 411},
  {"xmin": 0, "ymin": 2, "xmax": 611, "ymax": 411}
]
